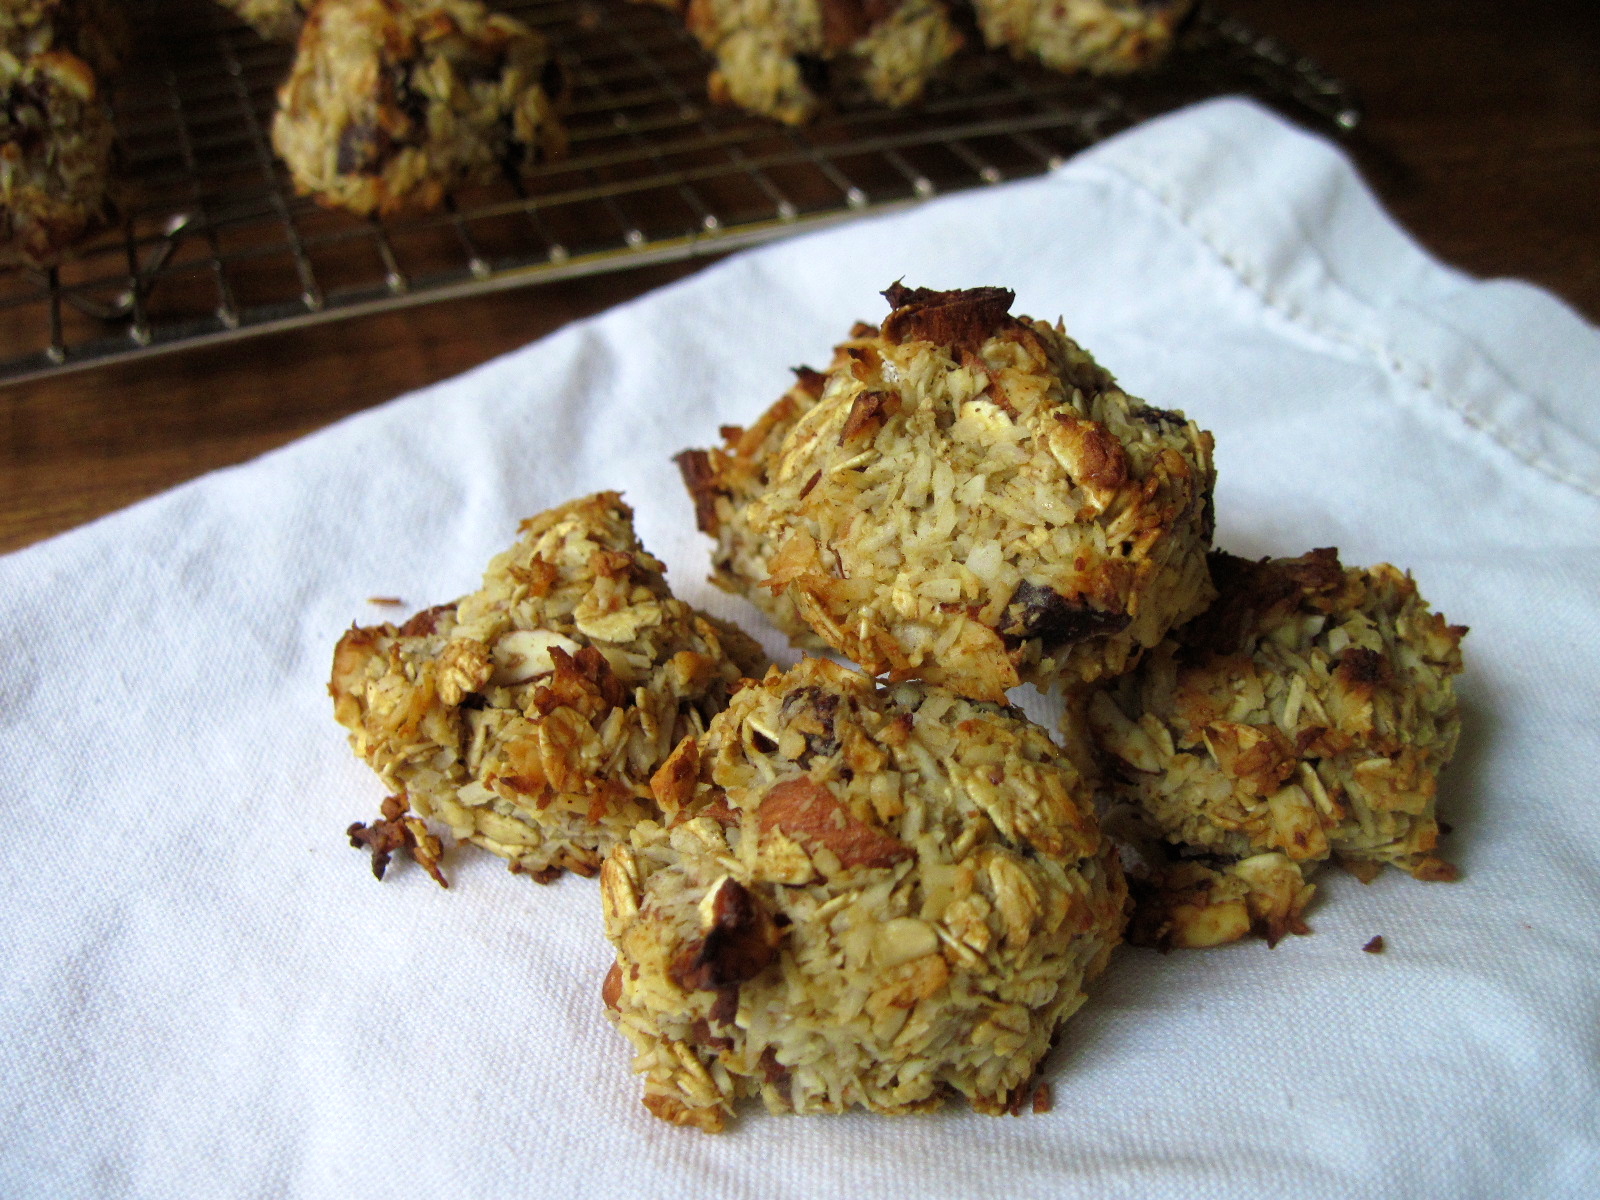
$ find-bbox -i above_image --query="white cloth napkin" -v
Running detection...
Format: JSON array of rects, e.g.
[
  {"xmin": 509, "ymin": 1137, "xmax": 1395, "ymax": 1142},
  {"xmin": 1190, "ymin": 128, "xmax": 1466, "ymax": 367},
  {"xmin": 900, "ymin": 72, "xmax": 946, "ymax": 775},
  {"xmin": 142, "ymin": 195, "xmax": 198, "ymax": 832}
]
[{"xmin": 3, "ymin": 97, "xmax": 1597, "ymax": 1199}]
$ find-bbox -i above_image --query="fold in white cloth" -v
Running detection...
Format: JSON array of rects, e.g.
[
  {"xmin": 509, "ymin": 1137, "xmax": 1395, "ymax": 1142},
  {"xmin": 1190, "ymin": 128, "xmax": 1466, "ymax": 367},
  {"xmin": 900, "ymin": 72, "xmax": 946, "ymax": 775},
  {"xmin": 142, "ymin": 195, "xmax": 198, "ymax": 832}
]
[{"xmin": 2, "ymin": 98, "xmax": 1596, "ymax": 1198}]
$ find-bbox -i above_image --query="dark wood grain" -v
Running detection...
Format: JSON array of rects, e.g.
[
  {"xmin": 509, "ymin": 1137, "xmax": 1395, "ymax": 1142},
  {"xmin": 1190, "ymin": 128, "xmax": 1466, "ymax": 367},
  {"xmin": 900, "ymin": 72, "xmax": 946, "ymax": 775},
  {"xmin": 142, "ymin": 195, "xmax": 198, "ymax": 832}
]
[
  {"xmin": 2, "ymin": 0, "xmax": 1595, "ymax": 555},
  {"xmin": 0, "ymin": 260, "xmax": 710, "ymax": 552},
  {"xmin": 1226, "ymin": 0, "xmax": 1600, "ymax": 316}
]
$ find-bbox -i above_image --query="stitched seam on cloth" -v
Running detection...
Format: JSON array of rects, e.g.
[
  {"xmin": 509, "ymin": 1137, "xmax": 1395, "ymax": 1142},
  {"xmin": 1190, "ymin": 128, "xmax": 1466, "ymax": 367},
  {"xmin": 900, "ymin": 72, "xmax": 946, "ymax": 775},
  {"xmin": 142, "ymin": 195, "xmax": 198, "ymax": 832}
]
[{"xmin": 1080, "ymin": 160, "xmax": 1600, "ymax": 505}]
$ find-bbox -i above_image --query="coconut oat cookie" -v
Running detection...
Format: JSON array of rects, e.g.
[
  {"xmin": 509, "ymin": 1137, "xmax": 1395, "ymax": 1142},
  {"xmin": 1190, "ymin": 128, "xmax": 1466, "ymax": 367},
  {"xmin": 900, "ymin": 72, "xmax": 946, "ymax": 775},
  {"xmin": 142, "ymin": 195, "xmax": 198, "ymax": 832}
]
[
  {"xmin": 678, "ymin": 284, "xmax": 1217, "ymax": 703},
  {"xmin": 271, "ymin": 0, "xmax": 567, "ymax": 216},
  {"xmin": 600, "ymin": 657, "xmax": 1127, "ymax": 1131},
  {"xmin": 333, "ymin": 493, "xmax": 768, "ymax": 884},
  {"xmin": 1088, "ymin": 548, "xmax": 1467, "ymax": 949},
  {"xmin": 0, "ymin": 38, "xmax": 116, "ymax": 265},
  {"xmin": 970, "ymin": 0, "xmax": 1193, "ymax": 76},
  {"xmin": 1, "ymin": 0, "xmax": 128, "ymax": 264},
  {"xmin": 684, "ymin": 0, "xmax": 964, "ymax": 124}
]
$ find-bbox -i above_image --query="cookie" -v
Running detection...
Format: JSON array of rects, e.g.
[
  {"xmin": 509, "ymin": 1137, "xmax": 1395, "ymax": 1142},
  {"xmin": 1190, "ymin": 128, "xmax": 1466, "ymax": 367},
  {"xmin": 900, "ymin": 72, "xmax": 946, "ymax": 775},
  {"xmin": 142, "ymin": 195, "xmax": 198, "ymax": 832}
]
[
  {"xmin": 0, "ymin": 41, "xmax": 116, "ymax": 265},
  {"xmin": 678, "ymin": 284, "xmax": 1217, "ymax": 703},
  {"xmin": 601, "ymin": 657, "xmax": 1127, "ymax": 1130},
  {"xmin": 971, "ymin": 0, "xmax": 1192, "ymax": 76},
  {"xmin": 1088, "ymin": 548, "xmax": 1467, "ymax": 948},
  {"xmin": 271, "ymin": 0, "xmax": 567, "ymax": 216},
  {"xmin": 333, "ymin": 493, "xmax": 768, "ymax": 884},
  {"xmin": 685, "ymin": 0, "xmax": 964, "ymax": 124}
]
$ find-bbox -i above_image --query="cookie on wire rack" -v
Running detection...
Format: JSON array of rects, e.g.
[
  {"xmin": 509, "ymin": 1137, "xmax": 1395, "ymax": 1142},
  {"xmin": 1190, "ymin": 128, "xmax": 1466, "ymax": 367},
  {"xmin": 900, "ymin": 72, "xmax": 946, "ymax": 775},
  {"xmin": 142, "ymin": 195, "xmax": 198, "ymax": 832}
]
[
  {"xmin": 1088, "ymin": 548, "xmax": 1467, "ymax": 948},
  {"xmin": 677, "ymin": 283, "xmax": 1217, "ymax": 703},
  {"xmin": 0, "ymin": 0, "xmax": 130, "ymax": 265},
  {"xmin": 332, "ymin": 492, "xmax": 768, "ymax": 885},
  {"xmin": 601, "ymin": 657, "xmax": 1127, "ymax": 1130},
  {"xmin": 683, "ymin": 0, "xmax": 965, "ymax": 124},
  {"xmin": 0, "ymin": 41, "xmax": 116, "ymax": 265},
  {"xmin": 271, "ymin": 0, "xmax": 567, "ymax": 216},
  {"xmin": 970, "ymin": 0, "xmax": 1193, "ymax": 76}
]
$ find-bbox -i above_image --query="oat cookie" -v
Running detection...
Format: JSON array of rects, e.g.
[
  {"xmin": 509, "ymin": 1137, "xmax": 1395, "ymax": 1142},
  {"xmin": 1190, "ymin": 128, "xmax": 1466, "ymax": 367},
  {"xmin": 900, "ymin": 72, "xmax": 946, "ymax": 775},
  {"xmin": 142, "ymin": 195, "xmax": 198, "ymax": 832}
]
[
  {"xmin": 601, "ymin": 657, "xmax": 1127, "ymax": 1131},
  {"xmin": 684, "ymin": 0, "xmax": 964, "ymax": 124},
  {"xmin": 971, "ymin": 0, "xmax": 1192, "ymax": 76},
  {"xmin": 678, "ymin": 284, "xmax": 1217, "ymax": 703},
  {"xmin": 271, "ymin": 0, "xmax": 567, "ymax": 216},
  {"xmin": 0, "ymin": 40, "xmax": 115, "ymax": 265},
  {"xmin": 1088, "ymin": 548, "xmax": 1467, "ymax": 948},
  {"xmin": 333, "ymin": 493, "xmax": 768, "ymax": 883}
]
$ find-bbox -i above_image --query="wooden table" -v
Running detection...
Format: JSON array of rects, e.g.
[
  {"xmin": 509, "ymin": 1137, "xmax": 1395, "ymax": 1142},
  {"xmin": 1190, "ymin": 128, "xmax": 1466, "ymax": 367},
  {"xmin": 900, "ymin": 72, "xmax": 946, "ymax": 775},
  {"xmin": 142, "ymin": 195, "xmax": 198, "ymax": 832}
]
[{"xmin": 3, "ymin": 0, "xmax": 1595, "ymax": 555}]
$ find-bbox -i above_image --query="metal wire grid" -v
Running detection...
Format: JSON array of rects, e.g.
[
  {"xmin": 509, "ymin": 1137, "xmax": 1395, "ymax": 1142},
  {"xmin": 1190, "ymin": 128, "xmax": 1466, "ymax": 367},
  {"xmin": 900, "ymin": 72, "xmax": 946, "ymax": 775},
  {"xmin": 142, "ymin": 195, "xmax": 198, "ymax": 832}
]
[{"xmin": 0, "ymin": 0, "xmax": 1358, "ymax": 383}]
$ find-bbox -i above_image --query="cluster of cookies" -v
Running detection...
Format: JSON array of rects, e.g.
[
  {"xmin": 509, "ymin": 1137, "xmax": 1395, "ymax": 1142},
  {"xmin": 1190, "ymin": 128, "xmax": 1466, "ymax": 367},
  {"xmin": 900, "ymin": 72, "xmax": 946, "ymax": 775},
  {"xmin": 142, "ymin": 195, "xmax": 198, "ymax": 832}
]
[
  {"xmin": 257, "ymin": 0, "xmax": 1193, "ymax": 212},
  {"xmin": 0, "ymin": 0, "xmax": 129, "ymax": 264},
  {"xmin": 332, "ymin": 284, "xmax": 1467, "ymax": 1130},
  {"xmin": 0, "ymin": 0, "xmax": 568, "ymax": 259},
  {"xmin": 644, "ymin": 0, "xmax": 1194, "ymax": 124},
  {"xmin": 2, "ymin": 0, "xmax": 1194, "ymax": 255},
  {"xmin": 680, "ymin": 284, "xmax": 1466, "ymax": 949}
]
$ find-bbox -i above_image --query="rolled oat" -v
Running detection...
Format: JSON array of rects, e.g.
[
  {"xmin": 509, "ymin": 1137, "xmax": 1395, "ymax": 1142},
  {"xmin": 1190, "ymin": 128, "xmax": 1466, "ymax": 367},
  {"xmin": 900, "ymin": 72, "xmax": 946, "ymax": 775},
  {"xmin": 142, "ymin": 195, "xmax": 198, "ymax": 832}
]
[
  {"xmin": 332, "ymin": 492, "xmax": 768, "ymax": 882},
  {"xmin": 1089, "ymin": 548, "xmax": 1467, "ymax": 948},
  {"xmin": 602, "ymin": 657, "xmax": 1127, "ymax": 1130}
]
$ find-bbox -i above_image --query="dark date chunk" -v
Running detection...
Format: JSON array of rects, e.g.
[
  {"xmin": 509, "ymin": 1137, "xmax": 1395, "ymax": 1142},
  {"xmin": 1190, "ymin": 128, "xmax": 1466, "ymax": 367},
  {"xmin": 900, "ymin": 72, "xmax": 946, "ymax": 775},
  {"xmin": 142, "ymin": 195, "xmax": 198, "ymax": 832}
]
[
  {"xmin": 791, "ymin": 364, "xmax": 828, "ymax": 397},
  {"xmin": 387, "ymin": 63, "xmax": 429, "ymax": 128},
  {"xmin": 814, "ymin": 0, "xmax": 898, "ymax": 49},
  {"xmin": 1127, "ymin": 403, "xmax": 1186, "ymax": 430},
  {"xmin": 447, "ymin": 43, "xmax": 506, "ymax": 86},
  {"xmin": 794, "ymin": 53, "xmax": 832, "ymax": 95},
  {"xmin": 1181, "ymin": 548, "xmax": 1345, "ymax": 656},
  {"xmin": 779, "ymin": 686, "xmax": 841, "ymax": 763},
  {"xmin": 1337, "ymin": 646, "xmax": 1390, "ymax": 689},
  {"xmin": 336, "ymin": 119, "xmax": 390, "ymax": 175},
  {"xmin": 669, "ymin": 878, "xmax": 783, "ymax": 992},
  {"xmin": 1000, "ymin": 580, "xmax": 1130, "ymax": 650}
]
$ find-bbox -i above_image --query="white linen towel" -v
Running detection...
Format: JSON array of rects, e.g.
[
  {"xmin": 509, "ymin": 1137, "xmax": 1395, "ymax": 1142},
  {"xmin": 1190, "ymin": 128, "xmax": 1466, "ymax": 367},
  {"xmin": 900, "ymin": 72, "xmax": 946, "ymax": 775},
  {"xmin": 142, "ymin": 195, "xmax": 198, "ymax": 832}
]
[{"xmin": 2, "ymin": 97, "xmax": 1597, "ymax": 1198}]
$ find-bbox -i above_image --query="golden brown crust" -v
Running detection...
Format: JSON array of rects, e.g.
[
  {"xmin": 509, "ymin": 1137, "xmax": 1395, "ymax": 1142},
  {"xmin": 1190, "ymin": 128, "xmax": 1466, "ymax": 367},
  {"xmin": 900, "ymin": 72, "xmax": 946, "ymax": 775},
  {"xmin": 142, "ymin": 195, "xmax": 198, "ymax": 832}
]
[
  {"xmin": 330, "ymin": 492, "xmax": 768, "ymax": 882},
  {"xmin": 602, "ymin": 658, "xmax": 1126, "ymax": 1129},
  {"xmin": 1091, "ymin": 548, "xmax": 1467, "ymax": 947},
  {"xmin": 678, "ymin": 284, "xmax": 1217, "ymax": 701},
  {"xmin": 676, "ymin": 370, "xmax": 831, "ymax": 651}
]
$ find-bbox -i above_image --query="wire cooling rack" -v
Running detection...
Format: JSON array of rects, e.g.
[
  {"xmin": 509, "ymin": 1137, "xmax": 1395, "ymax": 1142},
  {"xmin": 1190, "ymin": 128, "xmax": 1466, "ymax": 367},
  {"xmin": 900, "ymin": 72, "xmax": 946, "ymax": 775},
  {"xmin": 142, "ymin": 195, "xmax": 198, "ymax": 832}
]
[{"xmin": 0, "ymin": 0, "xmax": 1358, "ymax": 383}]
